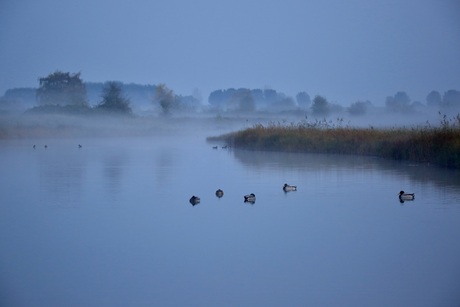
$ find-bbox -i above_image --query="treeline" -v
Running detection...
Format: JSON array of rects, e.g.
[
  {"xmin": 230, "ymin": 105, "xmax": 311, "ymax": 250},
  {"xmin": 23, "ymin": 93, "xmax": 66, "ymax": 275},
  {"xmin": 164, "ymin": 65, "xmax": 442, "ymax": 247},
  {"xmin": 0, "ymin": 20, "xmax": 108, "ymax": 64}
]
[
  {"xmin": 0, "ymin": 71, "xmax": 201, "ymax": 116},
  {"xmin": 208, "ymin": 88, "xmax": 310, "ymax": 112},
  {"xmin": 1, "ymin": 70, "xmax": 460, "ymax": 117}
]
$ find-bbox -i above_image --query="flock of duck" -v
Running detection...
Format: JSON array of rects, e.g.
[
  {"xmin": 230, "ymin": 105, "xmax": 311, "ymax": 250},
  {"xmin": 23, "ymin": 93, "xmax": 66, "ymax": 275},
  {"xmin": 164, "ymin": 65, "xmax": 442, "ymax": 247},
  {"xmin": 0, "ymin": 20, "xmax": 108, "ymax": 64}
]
[
  {"xmin": 190, "ymin": 187, "xmax": 415, "ymax": 206},
  {"xmin": 189, "ymin": 183, "xmax": 298, "ymax": 206},
  {"xmin": 31, "ymin": 144, "xmax": 415, "ymax": 205},
  {"xmin": 33, "ymin": 144, "xmax": 82, "ymax": 149}
]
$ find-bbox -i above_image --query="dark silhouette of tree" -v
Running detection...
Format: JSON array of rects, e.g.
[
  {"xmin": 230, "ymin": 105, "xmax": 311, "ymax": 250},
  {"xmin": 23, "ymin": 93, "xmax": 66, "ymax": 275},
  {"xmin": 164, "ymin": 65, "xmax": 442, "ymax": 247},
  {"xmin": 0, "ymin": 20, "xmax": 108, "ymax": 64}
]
[
  {"xmin": 296, "ymin": 92, "xmax": 311, "ymax": 108},
  {"xmin": 426, "ymin": 90, "xmax": 442, "ymax": 107},
  {"xmin": 154, "ymin": 84, "xmax": 176, "ymax": 115},
  {"xmin": 442, "ymin": 89, "xmax": 460, "ymax": 108},
  {"xmin": 348, "ymin": 100, "xmax": 372, "ymax": 116},
  {"xmin": 96, "ymin": 82, "xmax": 132, "ymax": 114},
  {"xmin": 235, "ymin": 89, "xmax": 255, "ymax": 112},
  {"xmin": 311, "ymin": 95, "xmax": 330, "ymax": 116},
  {"xmin": 36, "ymin": 71, "xmax": 88, "ymax": 107},
  {"xmin": 385, "ymin": 91, "xmax": 411, "ymax": 112}
]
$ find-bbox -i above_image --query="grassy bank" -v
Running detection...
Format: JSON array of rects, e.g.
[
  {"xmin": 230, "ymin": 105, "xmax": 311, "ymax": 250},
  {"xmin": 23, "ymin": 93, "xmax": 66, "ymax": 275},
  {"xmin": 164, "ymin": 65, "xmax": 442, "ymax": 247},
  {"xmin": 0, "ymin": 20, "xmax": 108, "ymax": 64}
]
[{"xmin": 209, "ymin": 115, "xmax": 460, "ymax": 169}]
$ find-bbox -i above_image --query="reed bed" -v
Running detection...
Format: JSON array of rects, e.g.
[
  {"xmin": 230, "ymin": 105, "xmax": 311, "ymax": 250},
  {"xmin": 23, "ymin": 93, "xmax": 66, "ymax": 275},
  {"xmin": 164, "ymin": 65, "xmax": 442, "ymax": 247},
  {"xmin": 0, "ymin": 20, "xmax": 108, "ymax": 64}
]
[{"xmin": 211, "ymin": 115, "xmax": 460, "ymax": 169}]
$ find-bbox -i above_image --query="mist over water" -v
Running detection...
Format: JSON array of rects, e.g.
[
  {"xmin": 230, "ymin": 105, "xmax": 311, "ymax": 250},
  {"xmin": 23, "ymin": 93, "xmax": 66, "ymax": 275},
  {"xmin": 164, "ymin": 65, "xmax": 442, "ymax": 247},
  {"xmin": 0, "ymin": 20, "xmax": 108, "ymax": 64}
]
[{"xmin": 1, "ymin": 129, "xmax": 459, "ymax": 306}]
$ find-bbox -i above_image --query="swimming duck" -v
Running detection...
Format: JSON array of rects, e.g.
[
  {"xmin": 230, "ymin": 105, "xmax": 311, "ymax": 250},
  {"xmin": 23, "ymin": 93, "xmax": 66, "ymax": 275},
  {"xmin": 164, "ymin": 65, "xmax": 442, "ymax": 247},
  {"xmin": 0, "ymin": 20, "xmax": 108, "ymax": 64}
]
[
  {"xmin": 283, "ymin": 183, "xmax": 297, "ymax": 192},
  {"xmin": 78, "ymin": 144, "xmax": 82, "ymax": 148},
  {"xmin": 215, "ymin": 189, "xmax": 224, "ymax": 198},
  {"xmin": 398, "ymin": 191, "xmax": 415, "ymax": 201},
  {"xmin": 244, "ymin": 193, "xmax": 256, "ymax": 203},
  {"xmin": 189, "ymin": 195, "xmax": 200, "ymax": 205}
]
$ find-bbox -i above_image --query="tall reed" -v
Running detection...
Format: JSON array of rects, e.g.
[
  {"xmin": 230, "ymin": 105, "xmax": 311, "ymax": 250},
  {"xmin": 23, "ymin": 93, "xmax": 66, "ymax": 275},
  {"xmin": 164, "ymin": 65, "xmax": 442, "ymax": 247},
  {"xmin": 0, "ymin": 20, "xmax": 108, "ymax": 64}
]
[{"xmin": 212, "ymin": 114, "xmax": 460, "ymax": 168}]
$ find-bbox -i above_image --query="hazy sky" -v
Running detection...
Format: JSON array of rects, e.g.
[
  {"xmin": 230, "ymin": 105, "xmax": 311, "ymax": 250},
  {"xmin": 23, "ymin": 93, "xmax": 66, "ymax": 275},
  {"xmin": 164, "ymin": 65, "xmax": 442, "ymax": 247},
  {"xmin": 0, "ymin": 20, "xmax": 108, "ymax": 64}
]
[{"xmin": 1, "ymin": 0, "xmax": 459, "ymax": 105}]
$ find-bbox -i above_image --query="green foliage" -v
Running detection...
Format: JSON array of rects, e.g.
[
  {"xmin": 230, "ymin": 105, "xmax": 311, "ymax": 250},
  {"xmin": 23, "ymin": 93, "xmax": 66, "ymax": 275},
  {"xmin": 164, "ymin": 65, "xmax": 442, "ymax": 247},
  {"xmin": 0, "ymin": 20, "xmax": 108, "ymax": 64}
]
[
  {"xmin": 96, "ymin": 82, "xmax": 132, "ymax": 114},
  {"xmin": 36, "ymin": 71, "xmax": 88, "ymax": 107}
]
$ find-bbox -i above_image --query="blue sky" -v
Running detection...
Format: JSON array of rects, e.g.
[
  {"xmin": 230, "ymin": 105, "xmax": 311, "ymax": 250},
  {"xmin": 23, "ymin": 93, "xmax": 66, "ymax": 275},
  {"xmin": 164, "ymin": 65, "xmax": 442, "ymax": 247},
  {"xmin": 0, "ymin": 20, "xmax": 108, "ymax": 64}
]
[{"xmin": 0, "ymin": 0, "xmax": 459, "ymax": 105}]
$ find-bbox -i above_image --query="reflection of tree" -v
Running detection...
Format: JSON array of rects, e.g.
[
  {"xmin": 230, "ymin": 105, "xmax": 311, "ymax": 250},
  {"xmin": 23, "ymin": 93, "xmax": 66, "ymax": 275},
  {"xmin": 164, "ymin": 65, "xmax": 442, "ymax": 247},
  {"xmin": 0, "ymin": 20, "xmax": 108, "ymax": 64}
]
[
  {"xmin": 38, "ymin": 152, "xmax": 85, "ymax": 208},
  {"xmin": 103, "ymin": 154, "xmax": 127, "ymax": 197}
]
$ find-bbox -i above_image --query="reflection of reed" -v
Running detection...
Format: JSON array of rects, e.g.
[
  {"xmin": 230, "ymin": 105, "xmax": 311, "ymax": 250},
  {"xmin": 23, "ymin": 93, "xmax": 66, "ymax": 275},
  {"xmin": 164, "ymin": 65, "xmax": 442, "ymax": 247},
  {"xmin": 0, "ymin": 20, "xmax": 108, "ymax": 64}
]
[
  {"xmin": 232, "ymin": 149, "xmax": 460, "ymax": 189},
  {"xmin": 103, "ymin": 153, "xmax": 128, "ymax": 198}
]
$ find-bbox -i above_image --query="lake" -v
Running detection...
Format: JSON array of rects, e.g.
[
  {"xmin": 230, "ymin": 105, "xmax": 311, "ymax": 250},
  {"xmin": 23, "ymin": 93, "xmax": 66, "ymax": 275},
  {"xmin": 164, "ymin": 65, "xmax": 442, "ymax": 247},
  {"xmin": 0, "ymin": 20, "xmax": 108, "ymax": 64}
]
[{"xmin": 1, "ymin": 132, "xmax": 460, "ymax": 307}]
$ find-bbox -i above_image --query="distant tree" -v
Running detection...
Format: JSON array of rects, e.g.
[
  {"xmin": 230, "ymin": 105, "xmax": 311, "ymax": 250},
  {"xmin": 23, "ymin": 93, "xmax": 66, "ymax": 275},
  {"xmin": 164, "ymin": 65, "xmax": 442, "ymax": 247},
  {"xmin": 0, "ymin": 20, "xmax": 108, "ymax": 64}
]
[
  {"xmin": 263, "ymin": 89, "xmax": 278, "ymax": 105},
  {"xmin": 1, "ymin": 88, "xmax": 37, "ymax": 111},
  {"xmin": 176, "ymin": 94, "xmax": 201, "ymax": 112},
  {"xmin": 442, "ymin": 89, "xmax": 460, "ymax": 108},
  {"xmin": 222, "ymin": 88, "xmax": 254, "ymax": 111},
  {"xmin": 385, "ymin": 91, "xmax": 411, "ymax": 112},
  {"xmin": 96, "ymin": 82, "xmax": 132, "ymax": 114},
  {"xmin": 208, "ymin": 89, "xmax": 237, "ymax": 110},
  {"xmin": 426, "ymin": 90, "xmax": 442, "ymax": 107},
  {"xmin": 268, "ymin": 97, "xmax": 297, "ymax": 111},
  {"xmin": 154, "ymin": 84, "xmax": 176, "ymax": 115},
  {"xmin": 251, "ymin": 89, "xmax": 264, "ymax": 105},
  {"xmin": 311, "ymin": 95, "xmax": 330, "ymax": 116},
  {"xmin": 348, "ymin": 100, "xmax": 372, "ymax": 116},
  {"xmin": 296, "ymin": 91, "xmax": 311, "ymax": 108},
  {"xmin": 36, "ymin": 71, "xmax": 88, "ymax": 107}
]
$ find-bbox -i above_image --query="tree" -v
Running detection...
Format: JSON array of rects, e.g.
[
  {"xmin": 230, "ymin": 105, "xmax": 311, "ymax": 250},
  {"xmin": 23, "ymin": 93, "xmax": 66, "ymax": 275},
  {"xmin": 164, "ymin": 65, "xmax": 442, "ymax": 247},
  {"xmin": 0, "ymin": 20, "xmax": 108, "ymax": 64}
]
[
  {"xmin": 96, "ymin": 82, "xmax": 132, "ymax": 114},
  {"xmin": 348, "ymin": 100, "xmax": 372, "ymax": 116},
  {"xmin": 426, "ymin": 90, "xmax": 442, "ymax": 107},
  {"xmin": 36, "ymin": 71, "xmax": 88, "ymax": 107},
  {"xmin": 296, "ymin": 92, "xmax": 311, "ymax": 108},
  {"xmin": 154, "ymin": 84, "xmax": 176, "ymax": 115},
  {"xmin": 442, "ymin": 89, "xmax": 460, "ymax": 108},
  {"xmin": 311, "ymin": 95, "xmax": 330, "ymax": 116},
  {"xmin": 385, "ymin": 91, "xmax": 411, "ymax": 112},
  {"xmin": 235, "ymin": 89, "xmax": 255, "ymax": 112}
]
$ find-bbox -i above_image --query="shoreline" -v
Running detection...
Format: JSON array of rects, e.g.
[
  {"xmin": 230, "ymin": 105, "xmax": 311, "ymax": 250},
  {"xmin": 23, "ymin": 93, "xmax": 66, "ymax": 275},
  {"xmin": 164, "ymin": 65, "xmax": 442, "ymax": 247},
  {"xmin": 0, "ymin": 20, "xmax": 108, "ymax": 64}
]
[{"xmin": 209, "ymin": 119, "xmax": 460, "ymax": 169}]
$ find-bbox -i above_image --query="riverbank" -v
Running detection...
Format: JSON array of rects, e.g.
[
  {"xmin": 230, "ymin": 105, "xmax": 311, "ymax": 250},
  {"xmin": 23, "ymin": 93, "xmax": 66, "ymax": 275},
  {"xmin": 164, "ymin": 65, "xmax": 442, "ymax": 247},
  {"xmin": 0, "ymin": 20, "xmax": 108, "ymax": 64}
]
[{"xmin": 209, "ymin": 116, "xmax": 460, "ymax": 169}]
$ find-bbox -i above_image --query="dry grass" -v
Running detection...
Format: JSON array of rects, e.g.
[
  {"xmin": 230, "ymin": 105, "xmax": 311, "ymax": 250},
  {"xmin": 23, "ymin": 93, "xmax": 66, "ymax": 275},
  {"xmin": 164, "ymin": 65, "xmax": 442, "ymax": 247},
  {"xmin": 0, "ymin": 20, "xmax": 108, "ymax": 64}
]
[{"xmin": 210, "ymin": 114, "xmax": 460, "ymax": 169}]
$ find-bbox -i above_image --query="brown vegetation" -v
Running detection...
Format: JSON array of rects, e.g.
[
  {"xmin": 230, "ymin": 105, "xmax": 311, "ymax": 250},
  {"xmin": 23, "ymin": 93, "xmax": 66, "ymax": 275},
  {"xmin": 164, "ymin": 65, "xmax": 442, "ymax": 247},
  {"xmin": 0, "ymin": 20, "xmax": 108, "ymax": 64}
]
[{"xmin": 209, "ymin": 114, "xmax": 460, "ymax": 169}]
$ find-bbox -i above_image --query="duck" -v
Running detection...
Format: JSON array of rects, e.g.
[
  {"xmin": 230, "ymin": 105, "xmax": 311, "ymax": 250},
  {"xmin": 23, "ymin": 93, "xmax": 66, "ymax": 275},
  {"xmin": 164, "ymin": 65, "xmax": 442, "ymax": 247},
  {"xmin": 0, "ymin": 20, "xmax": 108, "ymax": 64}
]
[
  {"xmin": 283, "ymin": 183, "xmax": 297, "ymax": 192},
  {"xmin": 215, "ymin": 189, "xmax": 224, "ymax": 198},
  {"xmin": 398, "ymin": 191, "xmax": 415, "ymax": 201},
  {"xmin": 78, "ymin": 144, "xmax": 82, "ymax": 148},
  {"xmin": 189, "ymin": 195, "xmax": 200, "ymax": 205},
  {"xmin": 244, "ymin": 193, "xmax": 256, "ymax": 203}
]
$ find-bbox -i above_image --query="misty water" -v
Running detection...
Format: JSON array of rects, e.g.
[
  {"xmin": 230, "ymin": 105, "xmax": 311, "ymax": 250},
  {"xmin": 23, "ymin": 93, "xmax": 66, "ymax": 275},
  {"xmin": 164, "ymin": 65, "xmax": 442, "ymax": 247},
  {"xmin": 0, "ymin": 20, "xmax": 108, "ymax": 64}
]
[{"xmin": 1, "ymin": 133, "xmax": 460, "ymax": 307}]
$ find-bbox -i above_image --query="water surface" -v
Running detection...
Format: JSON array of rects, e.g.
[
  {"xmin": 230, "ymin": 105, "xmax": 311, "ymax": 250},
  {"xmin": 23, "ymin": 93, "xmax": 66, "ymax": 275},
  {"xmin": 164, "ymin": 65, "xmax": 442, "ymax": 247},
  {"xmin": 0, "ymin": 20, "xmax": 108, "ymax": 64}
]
[{"xmin": 1, "ymin": 135, "xmax": 459, "ymax": 307}]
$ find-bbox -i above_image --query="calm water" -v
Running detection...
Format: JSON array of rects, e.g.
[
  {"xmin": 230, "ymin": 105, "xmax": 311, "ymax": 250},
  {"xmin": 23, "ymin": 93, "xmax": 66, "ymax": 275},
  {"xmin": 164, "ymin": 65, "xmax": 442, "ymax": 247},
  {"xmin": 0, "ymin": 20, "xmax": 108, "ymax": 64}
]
[{"xmin": 1, "ymin": 134, "xmax": 460, "ymax": 307}]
